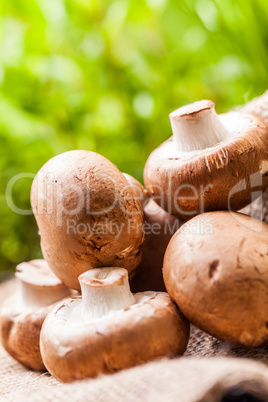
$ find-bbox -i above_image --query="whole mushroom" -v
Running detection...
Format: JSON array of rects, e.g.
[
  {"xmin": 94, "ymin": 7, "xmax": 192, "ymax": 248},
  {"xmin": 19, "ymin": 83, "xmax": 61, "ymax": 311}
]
[
  {"xmin": 123, "ymin": 174, "xmax": 181, "ymax": 292},
  {"xmin": 31, "ymin": 150, "xmax": 144, "ymax": 290},
  {"xmin": 40, "ymin": 267, "xmax": 189, "ymax": 382},
  {"xmin": 144, "ymin": 100, "xmax": 268, "ymax": 219},
  {"xmin": 163, "ymin": 211, "xmax": 268, "ymax": 346},
  {"xmin": 0, "ymin": 260, "xmax": 71, "ymax": 370}
]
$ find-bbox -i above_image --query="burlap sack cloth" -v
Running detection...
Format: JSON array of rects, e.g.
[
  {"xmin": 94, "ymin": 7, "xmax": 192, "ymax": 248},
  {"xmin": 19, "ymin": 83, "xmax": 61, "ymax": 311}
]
[
  {"xmin": 1, "ymin": 279, "xmax": 268, "ymax": 402},
  {"xmin": 1, "ymin": 93, "xmax": 268, "ymax": 401}
]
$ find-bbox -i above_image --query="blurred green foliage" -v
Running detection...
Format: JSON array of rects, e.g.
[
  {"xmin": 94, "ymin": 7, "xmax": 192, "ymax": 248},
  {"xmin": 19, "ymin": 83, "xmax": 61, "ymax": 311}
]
[{"xmin": 0, "ymin": 0, "xmax": 268, "ymax": 277}]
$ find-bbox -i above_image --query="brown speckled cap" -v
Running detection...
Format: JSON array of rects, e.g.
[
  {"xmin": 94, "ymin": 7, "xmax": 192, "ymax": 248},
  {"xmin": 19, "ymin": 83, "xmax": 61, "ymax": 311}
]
[
  {"xmin": 40, "ymin": 281, "xmax": 189, "ymax": 383},
  {"xmin": 31, "ymin": 150, "xmax": 144, "ymax": 290},
  {"xmin": 163, "ymin": 211, "xmax": 268, "ymax": 346}
]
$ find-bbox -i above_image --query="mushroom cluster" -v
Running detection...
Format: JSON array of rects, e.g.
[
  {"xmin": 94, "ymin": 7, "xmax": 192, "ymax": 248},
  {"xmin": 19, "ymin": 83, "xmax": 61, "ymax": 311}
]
[
  {"xmin": 1, "ymin": 148, "xmax": 190, "ymax": 380},
  {"xmin": 2, "ymin": 93, "xmax": 268, "ymax": 382},
  {"xmin": 143, "ymin": 96, "xmax": 268, "ymax": 347}
]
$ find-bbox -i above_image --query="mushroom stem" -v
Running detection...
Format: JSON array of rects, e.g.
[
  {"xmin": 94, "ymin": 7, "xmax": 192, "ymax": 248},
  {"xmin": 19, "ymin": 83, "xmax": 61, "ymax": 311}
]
[
  {"xmin": 79, "ymin": 268, "xmax": 136, "ymax": 321},
  {"xmin": 169, "ymin": 100, "xmax": 228, "ymax": 152}
]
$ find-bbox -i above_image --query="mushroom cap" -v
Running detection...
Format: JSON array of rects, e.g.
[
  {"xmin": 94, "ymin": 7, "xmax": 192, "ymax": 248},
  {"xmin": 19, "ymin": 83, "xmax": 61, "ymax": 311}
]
[
  {"xmin": 130, "ymin": 199, "xmax": 180, "ymax": 292},
  {"xmin": 0, "ymin": 260, "xmax": 71, "ymax": 370},
  {"xmin": 40, "ymin": 291, "xmax": 189, "ymax": 382},
  {"xmin": 31, "ymin": 150, "xmax": 144, "ymax": 290},
  {"xmin": 144, "ymin": 111, "xmax": 268, "ymax": 219},
  {"xmin": 163, "ymin": 211, "xmax": 268, "ymax": 346},
  {"xmin": 1, "ymin": 301, "xmax": 50, "ymax": 370}
]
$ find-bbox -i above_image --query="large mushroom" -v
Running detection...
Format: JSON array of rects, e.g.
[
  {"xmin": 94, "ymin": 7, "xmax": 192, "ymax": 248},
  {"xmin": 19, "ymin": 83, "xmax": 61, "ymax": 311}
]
[
  {"xmin": 40, "ymin": 267, "xmax": 189, "ymax": 383},
  {"xmin": 123, "ymin": 174, "xmax": 181, "ymax": 292},
  {"xmin": 144, "ymin": 100, "xmax": 268, "ymax": 219},
  {"xmin": 0, "ymin": 260, "xmax": 71, "ymax": 370},
  {"xmin": 163, "ymin": 211, "xmax": 268, "ymax": 346},
  {"xmin": 31, "ymin": 150, "xmax": 144, "ymax": 290}
]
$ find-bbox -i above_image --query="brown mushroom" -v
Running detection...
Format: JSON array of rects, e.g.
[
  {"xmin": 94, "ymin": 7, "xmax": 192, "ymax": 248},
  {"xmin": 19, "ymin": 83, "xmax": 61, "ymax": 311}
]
[
  {"xmin": 40, "ymin": 267, "xmax": 189, "ymax": 382},
  {"xmin": 123, "ymin": 174, "xmax": 181, "ymax": 292},
  {"xmin": 31, "ymin": 150, "xmax": 144, "ymax": 290},
  {"xmin": 163, "ymin": 211, "xmax": 268, "ymax": 346},
  {"xmin": 0, "ymin": 259, "xmax": 71, "ymax": 370},
  {"xmin": 144, "ymin": 100, "xmax": 268, "ymax": 220}
]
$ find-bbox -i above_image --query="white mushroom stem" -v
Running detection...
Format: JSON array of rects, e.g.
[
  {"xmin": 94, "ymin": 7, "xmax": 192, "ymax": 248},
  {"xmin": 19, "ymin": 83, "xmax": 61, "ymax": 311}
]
[
  {"xmin": 79, "ymin": 268, "xmax": 136, "ymax": 321},
  {"xmin": 169, "ymin": 100, "xmax": 228, "ymax": 152}
]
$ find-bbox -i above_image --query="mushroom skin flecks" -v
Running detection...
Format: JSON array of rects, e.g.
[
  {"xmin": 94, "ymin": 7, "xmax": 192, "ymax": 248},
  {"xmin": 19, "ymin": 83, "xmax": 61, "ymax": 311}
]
[
  {"xmin": 40, "ymin": 268, "xmax": 189, "ymax": 383},
  {"xmin": 0, "ymin": 260, "xmax": 71, "ymax": 370},
  {"xmin": 144, "ymin": 100, "xmax": 268, "ymax": 220},
  {"xmin": 163, "ymin": 211, "xmax": 268, "ymax": 347},
  {"xmin": 31, "ymin": 150, "xmax": 144, "ymax": 290}
]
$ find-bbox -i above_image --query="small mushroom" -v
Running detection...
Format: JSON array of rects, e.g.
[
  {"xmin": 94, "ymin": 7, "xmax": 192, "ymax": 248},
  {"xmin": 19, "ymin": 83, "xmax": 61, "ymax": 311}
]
[
  {"xmin": 144, "ymin": 100, "xmax": 268, "ymax": 219},
  {"xmin": 40, "ymin": 267, "xmax": 189, "ymax": 382},
  {"xmin": 0, "ymin": 260, "xmax": 71, "ymax": 370},
  {"xmin": 31, "ymin": 150, "xmax": 144, "ymax": 290},
  {"xmin": 163, "ymin": 211, "xmax": 268, "ymax": 346},
  {"xmin": 123, "ymin": 174, "xmax": 181, "ymax": 292}
]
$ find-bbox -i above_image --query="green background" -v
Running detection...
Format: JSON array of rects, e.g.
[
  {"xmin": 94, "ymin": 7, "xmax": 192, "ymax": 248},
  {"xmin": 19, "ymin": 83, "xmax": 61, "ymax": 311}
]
[{"xmin": 0, "ymin": 0, "xmax": 267, "ymax": 278}]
